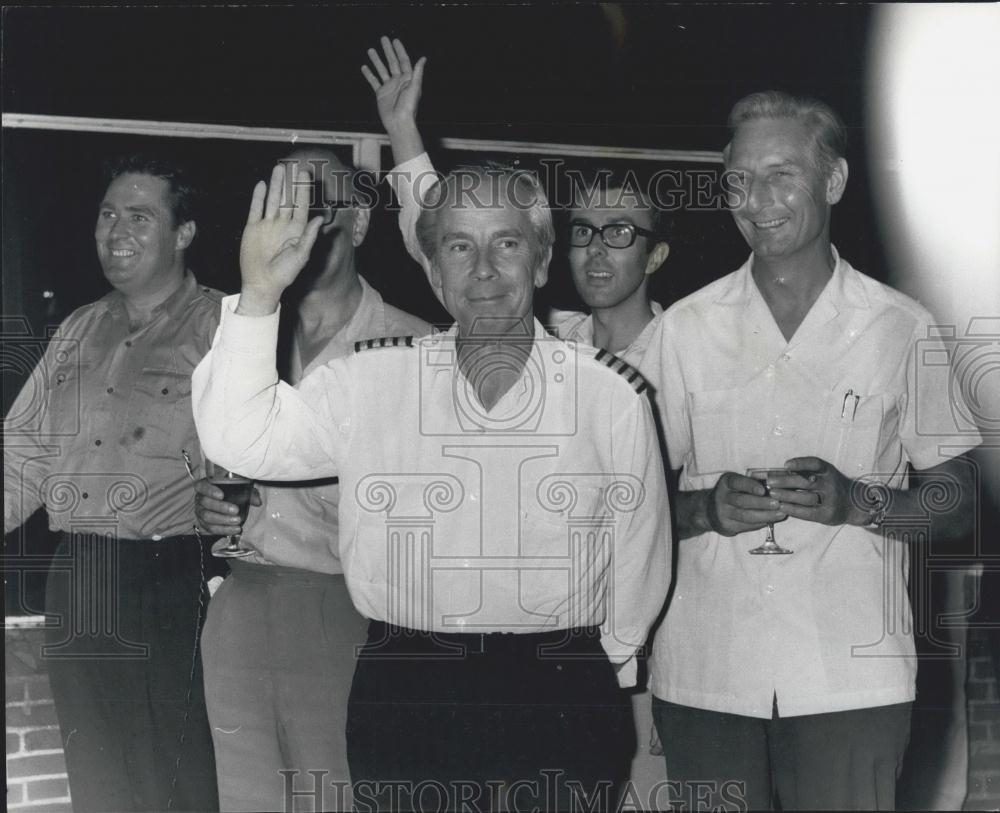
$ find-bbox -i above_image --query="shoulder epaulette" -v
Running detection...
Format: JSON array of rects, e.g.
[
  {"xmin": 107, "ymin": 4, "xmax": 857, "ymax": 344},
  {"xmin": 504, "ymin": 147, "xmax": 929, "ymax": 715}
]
[
  {"xmin": 354, "ymin": 336, "xmax": 416, "ymax": 353},
  {"xmin": 593, "ymin": 347, "xmax": 649, "ymax": 395}
]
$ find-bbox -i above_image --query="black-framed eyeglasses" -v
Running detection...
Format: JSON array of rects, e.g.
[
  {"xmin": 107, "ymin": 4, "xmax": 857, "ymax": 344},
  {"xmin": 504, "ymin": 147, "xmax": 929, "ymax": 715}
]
[{"xmin": 568, "ymin": 220, "xmax": 657, "ymax": 249}]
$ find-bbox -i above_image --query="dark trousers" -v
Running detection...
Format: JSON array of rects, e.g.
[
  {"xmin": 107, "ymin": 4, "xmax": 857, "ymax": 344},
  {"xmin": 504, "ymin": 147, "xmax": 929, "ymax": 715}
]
[
  {"xmin": 652, "ymin": 696, "xmax": 912, "ymax": 811},
  {"xmin": 346, "ymin": 621, "xmax": 636, "ymax": 812},
  {"xmin": 44, "ymin": 532, "xmax": 218, "ymax": 812}
]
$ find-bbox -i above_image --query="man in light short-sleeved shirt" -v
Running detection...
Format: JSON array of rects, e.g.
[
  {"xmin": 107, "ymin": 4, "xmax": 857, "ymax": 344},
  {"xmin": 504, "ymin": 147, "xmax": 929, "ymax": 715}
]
[{"xmin": 643, "ymin": 91, "xmax": 980, "ymax": 811}]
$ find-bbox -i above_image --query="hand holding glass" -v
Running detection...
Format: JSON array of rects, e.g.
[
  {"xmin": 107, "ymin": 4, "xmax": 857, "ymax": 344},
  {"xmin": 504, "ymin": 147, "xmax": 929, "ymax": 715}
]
[
  {"xmin": 745, "ymin": 468, "xmax": 793, "ymax": 555},
  {"xmin": 204, "ymin": 460, "xmax": 255, "ymax": 558}
]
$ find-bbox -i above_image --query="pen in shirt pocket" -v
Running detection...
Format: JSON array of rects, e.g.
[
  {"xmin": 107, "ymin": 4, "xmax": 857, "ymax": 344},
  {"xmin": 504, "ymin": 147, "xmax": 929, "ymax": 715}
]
[{"xmin": 841, "ymin": 389, "xmax": 860, "ymax": 421}]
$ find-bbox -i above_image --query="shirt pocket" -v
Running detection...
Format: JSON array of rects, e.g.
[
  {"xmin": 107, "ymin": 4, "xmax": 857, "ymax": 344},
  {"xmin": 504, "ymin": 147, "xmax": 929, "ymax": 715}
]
[
  {"xmin": 46, "ymin": 355, "xmax": 91, "ymax": 436},
  {"xmin": 819, "ymin": 391, "xmax": 898, "ymax": 477},
  {"xmin": 687, "ymin": 388, "xmax": 740, "ymax": 478},
  {"xmin": 124, "ymin": 368, "xmax": 195, "ymax": 458}
]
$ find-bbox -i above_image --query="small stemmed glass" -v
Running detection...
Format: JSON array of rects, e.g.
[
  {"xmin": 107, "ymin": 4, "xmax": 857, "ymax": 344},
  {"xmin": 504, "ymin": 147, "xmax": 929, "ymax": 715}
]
[
  {"xmin": 183, "ymin": 450, "xmax": 255, "ymax": 558},
  {"xmin": 745, "ymin": 468, "xmax": 793, "ymax": 555}
]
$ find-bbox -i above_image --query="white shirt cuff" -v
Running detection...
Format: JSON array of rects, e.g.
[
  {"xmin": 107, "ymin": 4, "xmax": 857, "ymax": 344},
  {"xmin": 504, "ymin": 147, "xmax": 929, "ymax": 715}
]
[
  {"xmin": 614, "ymin": 655, "xmax": 638, "ymax": 689},
  {"xmin": 217, "ymin": 294, "xmax": 281, "ymax": 356},
  {"xmin": 389, "ymin": 152, "xmax": 438, "ymax": 204}
]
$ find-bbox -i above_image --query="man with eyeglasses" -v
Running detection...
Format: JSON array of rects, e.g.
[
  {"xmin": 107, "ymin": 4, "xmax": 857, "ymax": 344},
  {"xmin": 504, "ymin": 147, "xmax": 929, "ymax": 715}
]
[
  {"xmin": 192, "ymin": 148, "xmax": 430, "ymax": 812},
  {"xmin": 362, "ymin": 37, "xmax": 671, "ymax": 369}
]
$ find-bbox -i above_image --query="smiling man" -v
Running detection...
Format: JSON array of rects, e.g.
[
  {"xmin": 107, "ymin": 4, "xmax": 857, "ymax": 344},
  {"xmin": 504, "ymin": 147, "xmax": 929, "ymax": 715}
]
[
  {"xmin": 192, "ymin": 162, "xmax": 670, "ymax": 811},
  {"xmin": 3, "ymin": 153, "xmax": 221, "ymax": 811},
  {"xmin": 642, "ymin": 91, "xmax": 981, "ymax": 811}
]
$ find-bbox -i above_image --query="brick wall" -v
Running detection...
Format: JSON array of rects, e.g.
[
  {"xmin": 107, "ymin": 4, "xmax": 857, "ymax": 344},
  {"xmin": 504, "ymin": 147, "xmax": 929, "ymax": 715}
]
[
  {"xmin": 5, "ymin": 620, "xmax": 71, "ymax": 812},
  {"xmin": 966, "ymin": 628, "xmax": 1000, "ymax": 810}
]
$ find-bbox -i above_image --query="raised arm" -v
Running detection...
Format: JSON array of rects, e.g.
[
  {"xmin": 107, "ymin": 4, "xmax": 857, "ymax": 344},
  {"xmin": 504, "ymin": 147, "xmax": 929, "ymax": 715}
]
[
  {"xmin": 362, "ymin": 35, "xmax": 427, "ymax": 168},
  {"xmin": 362, "ymin": 36, "xmax": 442, "ymax": 296},
  {"xmin": 192, "ymin": 166, "xmax": 350, "ymax": 480}
]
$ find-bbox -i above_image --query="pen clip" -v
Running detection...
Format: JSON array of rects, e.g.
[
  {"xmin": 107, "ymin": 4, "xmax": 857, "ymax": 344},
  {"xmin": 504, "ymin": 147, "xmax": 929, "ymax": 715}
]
[
  {"xmin": 181, "ymin": 449, "xmax": 199, "ymax": 482},
  {"xmin": 841, "ymin": 389, "xmax": 854, "ymax": 419}
]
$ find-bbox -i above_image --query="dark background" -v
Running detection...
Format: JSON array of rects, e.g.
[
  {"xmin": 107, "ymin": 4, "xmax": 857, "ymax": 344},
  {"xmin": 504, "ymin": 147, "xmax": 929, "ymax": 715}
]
[
  {"xmin": 3, "ymin": 2, "xmax": 885, "ymax": 613},
  {"xmin": 2, "ymin": 3, "xmax": 884, "ymax": 334}
]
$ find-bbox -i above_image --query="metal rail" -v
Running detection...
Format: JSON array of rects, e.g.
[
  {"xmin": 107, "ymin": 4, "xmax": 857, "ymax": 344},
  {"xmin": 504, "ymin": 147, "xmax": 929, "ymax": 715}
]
[{"xmin": 2, "ymin": 112, "xmax": 724, "ymax": 171}]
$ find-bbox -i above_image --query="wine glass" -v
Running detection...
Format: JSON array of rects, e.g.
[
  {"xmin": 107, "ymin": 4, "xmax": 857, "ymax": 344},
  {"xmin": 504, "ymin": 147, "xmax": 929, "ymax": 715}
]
[
  {"xmin": 745, "ymin": 468, "xmax": 793, "ymax": 555},
  {"xmin": 204, "ymin": 460, "xmax": 255, "ymax": 558}
]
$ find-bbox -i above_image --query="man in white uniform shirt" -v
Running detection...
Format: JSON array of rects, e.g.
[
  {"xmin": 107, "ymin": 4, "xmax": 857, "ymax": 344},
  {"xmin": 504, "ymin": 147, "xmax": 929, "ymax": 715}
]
[
  {"xmin": 362, "ymin": 35, "xmax": 673, "ymax": 797},
  {"xmin": 192, "ymin": 160, "xmax": 670, "ymax": 810},
  {"xmin": 192, "ymin": 149, "xmax": 429, "ymax": 812},
  {"xmin": 642, "ymin": 91, "xmax": 980, "ymax": 810}
]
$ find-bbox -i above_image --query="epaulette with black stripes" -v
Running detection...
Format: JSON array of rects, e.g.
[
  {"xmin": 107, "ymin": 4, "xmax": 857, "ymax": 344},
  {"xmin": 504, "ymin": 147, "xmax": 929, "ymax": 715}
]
[
  {"xmin": 353, "ymin": 336, "xmax": 416, "ymax": 353},
  {"xmin": 593, "ymin": 348, "xmax": 649, "ymax": 395}
]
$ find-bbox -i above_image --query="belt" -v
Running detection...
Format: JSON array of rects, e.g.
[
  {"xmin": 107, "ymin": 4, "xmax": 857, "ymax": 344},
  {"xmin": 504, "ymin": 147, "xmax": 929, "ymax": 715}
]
[
  {"xmin": 366, "ymin": 621, "xmax": 601, "ymax": 656},
  {"xmin": 56, "ymin": 531, "xmax": 201, "ymax": 545},
  {"xmin": 228, "ymin": 558, "xmax": 344, "ymax": 584}
]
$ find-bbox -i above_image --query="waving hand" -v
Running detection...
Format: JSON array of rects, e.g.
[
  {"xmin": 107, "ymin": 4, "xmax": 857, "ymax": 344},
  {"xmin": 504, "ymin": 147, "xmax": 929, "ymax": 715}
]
[{"xmin": 237, "ymin": 164, "xmax": 324, "ymax": 315}]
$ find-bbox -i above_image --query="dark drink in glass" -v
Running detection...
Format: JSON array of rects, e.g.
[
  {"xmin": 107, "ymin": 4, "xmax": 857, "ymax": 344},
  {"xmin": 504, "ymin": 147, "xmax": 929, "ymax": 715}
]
[
  {"xmin": 204, "ymin": 460, "xmax": 254, "ymax": 558},
  {"xmin": 212, "ymin": 478, "xmax": 253, "ymax": 525}
]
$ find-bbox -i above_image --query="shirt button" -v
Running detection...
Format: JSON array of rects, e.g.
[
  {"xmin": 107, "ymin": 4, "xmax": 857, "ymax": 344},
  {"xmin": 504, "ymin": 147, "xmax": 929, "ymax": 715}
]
[
  {"xmin": 780, "ymin": 353, "xmax": 791, "ymax": 362},
  {"xmin": 94, "ymin": 439, "xmax": 102, "ymax": 446},
  {"xmin": 161, "ymin": 388, "xmax": 169, "ymax": 395},
  {"xmin": 106, "ymin": 387, "xmax": 114, "ymax": 394},
  {"xmin": 82, "ymin": 492, "xmax": 89, "ymax": 499},
  {"xmin": 766, "ymin": 585, "xmax": 775, "ymax": 594},
  {"xmin": 125, "ymin": 340, "xmax": 132, "ymax": 347},
  {"xmin": 772, "ymin": 426, "xmax": 784, "ymax": 436}
]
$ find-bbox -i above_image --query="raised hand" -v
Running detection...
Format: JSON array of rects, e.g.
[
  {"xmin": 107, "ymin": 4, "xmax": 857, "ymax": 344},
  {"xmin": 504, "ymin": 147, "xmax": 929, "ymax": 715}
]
[
  {"xmin": 362, "ymin": 35, "xmax": 427, "ymax": 135},
  {"xmin": 237, "ymin": 164, "xmax": 323, "ymax": 316}
]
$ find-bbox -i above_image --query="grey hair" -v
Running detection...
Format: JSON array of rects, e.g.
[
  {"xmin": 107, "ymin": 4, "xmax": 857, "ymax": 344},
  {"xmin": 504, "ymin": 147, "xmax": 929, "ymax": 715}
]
[
  {"xmin": 415, "ymin": 162, "xmax": 554, "ymax": 267},
  {"xmin": 723, "ymin": 90, "xmax": 847, "ymax": 174}
]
